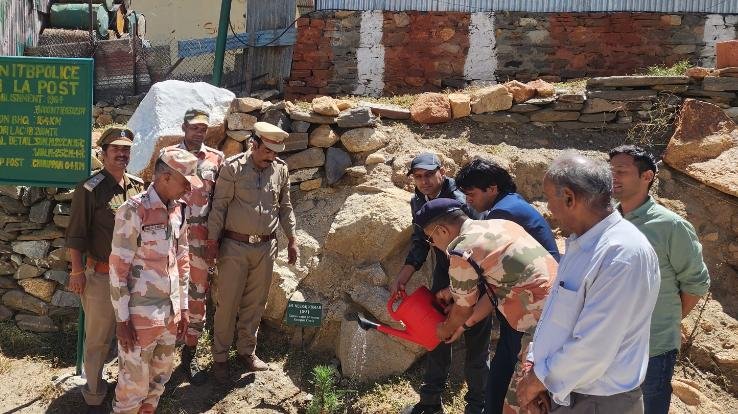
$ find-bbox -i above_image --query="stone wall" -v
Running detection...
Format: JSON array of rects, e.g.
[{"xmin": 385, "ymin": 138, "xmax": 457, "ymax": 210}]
[
  {"xmin": 286, "ymin": 11, "xmax": 738, "ymax": 99},
  {"xmin": 0, "ymin": 186, "xmax": 78, "ymax": 333}
]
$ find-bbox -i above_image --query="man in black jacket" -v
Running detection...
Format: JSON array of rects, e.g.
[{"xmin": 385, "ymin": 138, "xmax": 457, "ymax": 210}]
[{"xmin": 391, "ymin": 153, "xmax": 492, "ymax": 414}]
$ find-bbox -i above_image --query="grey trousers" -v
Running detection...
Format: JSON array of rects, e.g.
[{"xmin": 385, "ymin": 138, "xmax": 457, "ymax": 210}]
[{"xmin": 552, "ymin": 388, "xmax": 644, "ymax": 414}]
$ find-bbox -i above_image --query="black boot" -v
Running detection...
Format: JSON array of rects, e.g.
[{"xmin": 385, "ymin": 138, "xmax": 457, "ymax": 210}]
[{"xmin": 181, "ymin": 345, "xmax": 207, "ymax": 385}]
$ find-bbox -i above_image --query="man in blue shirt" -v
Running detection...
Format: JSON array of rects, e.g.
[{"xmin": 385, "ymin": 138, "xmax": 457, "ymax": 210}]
[
  {"xmin": 391, "ymin": 153, "xmax": 491, "ymax": 414},
  {"xmin": 517, "ymin": 152, "xmax": 660, "ymax": 413},
  {"xmin": 455, "ymin": 158, "xmax": 560, "ymax": 414}
]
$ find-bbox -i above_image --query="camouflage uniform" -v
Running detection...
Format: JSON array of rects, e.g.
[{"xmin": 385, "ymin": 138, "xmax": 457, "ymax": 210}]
[
  {"xmin": 447, "ymin": 219, "xmax": 557, "ymax": 413},
  {"xmin": 164, "ymin": 142, "xmax": 224, "ymax": 346},
  {"xmin": 109, "ymin": 184, "xmax": 190, "ymax": 414}
]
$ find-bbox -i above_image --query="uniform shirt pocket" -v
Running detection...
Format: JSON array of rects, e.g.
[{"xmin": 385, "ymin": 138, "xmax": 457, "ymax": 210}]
[
  {"xmin": 237, "ymin": 180, "xmax": 260, "ymax": 204},
  {"xmin": 549, "ymin": 284, "xmax": 582, "ymax": 330}
]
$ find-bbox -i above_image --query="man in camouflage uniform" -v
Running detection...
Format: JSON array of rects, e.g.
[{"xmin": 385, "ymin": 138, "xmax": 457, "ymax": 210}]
[
  {"xmin": 66, "ymin": 127, "xmax": 144, "ymax": 414},
  {"xmin": 109, "ymin": 148, "xmax": 202, "ymax": 414},
  {"xmin": 164, "ymin": 109, "xmax": 225, "ymax": 384},
  {"xmin": 206, "ymin": 121, "xmax": 298, "ymax": 383},
  {"xmin": 415, "ymin": 198, "xmax": 557, "ymax": 413}
]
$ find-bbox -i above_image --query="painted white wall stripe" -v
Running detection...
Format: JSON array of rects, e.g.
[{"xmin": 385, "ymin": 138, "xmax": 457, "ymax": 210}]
[
  {"xmin": 700, "ymin": 14, "xmax": 738, "ymax": 67},
  {"xmin": 464, "ymin": 12, "xmax": 498, "ymax": 85},
  {"xmin": 354, "ymin": 10, "xmax": 385, "ymax": 97}
]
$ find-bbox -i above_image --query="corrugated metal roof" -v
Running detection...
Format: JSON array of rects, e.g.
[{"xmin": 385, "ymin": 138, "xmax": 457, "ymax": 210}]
[{"xmin": 315, "ymin": 0, "xmax": 738, "ymax": 13}]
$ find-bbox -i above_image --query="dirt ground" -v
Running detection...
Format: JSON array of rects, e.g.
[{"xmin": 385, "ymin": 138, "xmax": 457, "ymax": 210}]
[{"xmin": 2, "ymin": 119, "xmax": 736, "ymax": 413}]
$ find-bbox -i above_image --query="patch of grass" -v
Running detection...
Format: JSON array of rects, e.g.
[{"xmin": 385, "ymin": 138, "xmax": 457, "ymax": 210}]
[
  {"xmin": 638, "ymin": 59, "xmax": 691, "ymax": 76},
  {"xmin": 349, "ymin": 377, "xmax": 416, "ymax": 414},
  {"xmin": 0, "ymin": 321, "xmax": 77, "ymax": 367},
  {"xmin": 351, "ymin": 94, "xmax": 417, "ymax": 109},
  {"xmin": 37, "ymin": 383, "xmax": 63, "ymax": 403},
  {"xmin": 0, "ymin": 353, "xmax": 11, "ymax": 375},
  {"xmin": 553, "ymin": 78, "xmax": 589, "ymax": 94}
]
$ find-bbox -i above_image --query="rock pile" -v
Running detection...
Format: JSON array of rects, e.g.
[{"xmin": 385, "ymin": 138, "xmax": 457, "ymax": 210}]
[{"xmin": 401, "ymin": 73, "xmax": 738, "ymax": 130}]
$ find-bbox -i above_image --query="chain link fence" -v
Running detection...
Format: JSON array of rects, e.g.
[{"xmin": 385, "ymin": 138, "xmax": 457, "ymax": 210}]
[{"xmin": 25, "ymin": 24, "xmax": 245, "ymax": 103}]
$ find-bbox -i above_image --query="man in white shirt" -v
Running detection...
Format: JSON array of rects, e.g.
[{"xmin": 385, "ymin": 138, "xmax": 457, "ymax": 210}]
[{"xmin": 517, "ymin": 152, "xmax": 660, "ymax": 414}]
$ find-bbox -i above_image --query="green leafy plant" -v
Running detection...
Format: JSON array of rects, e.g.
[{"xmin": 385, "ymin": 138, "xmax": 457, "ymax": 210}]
[
  {"xmin": 307, "ymin": 365, "xmax": 344, "ymax": 414},
  {"xmin": 639, "ymin": 59, "xmax": 692, "ymax": 76}
]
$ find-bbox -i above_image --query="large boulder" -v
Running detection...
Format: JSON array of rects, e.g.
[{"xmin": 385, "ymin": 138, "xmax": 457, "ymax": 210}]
[
  {"xmin": 410, "ymin": 93, "xmax": 451, "ymax": 124},
  {"xmin": 336, "ymin": 318, "xmax": 424, "ymax": 381},
  {"xmin": 324, "ymin": 188, "xmax": 413, "ymax": 264},
  {"xmin": 664, "ymin": 99, "xmax": 738, "ymax": 197},
  {"xmin": 470, "ymin": 85, "xmax": 514, "ymax": 114},
  {"xmin": 340, "ymin": 128, "xmax": 387, "ymax": 153},
  {"xmin": 127, "ymin": 80, "xmax": 235, "ymax": 180}
]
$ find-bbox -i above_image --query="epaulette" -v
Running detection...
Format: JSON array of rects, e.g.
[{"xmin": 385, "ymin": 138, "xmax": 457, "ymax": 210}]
[
  {"xmin": 83, "ymin": 172, "xmax": 105, "ymax": 192},
  {"xmin": 203, "ymin": 144, "xmax": 225, "ymax": 157},
  {"xmin": 125, "ymin": 173, "xmax": 144, "ymax": 184},
  {"xmin": 226, "ymin": 152, "xmax": 247, "ymax": 163}
]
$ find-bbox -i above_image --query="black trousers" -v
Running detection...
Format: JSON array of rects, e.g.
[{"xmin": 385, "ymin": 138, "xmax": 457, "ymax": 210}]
[{"xmin": 419, "ymin": 272, "xmax": 492, "ymax": 414}]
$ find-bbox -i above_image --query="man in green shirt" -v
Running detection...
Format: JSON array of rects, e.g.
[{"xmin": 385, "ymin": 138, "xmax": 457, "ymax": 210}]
[{"xmin": 609, "ymin": 145, "xmax": 710, "ymax": 414}]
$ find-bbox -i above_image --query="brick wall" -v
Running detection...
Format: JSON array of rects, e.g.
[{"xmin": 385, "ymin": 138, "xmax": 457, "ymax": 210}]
[{"xmin": 285, "ymin": 10, "xmax": 738, "ymax": 99}]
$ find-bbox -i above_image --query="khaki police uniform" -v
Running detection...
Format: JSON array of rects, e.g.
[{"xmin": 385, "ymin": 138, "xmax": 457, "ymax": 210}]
[
  {"xmin": 65, "ymin": 128, "xmax": 144, "ymax": 406},
  {"xmin": 207, "ymin": 123, "xmax": 296, "ymax": 363}
]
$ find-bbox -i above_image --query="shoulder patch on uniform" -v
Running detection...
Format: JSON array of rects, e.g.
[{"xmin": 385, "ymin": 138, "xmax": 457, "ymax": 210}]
[
  {"xmin": 83, "ymin": 173, "xmax": 105, "ymax": 191},
  {"xmin": 203, "ymin": 145, "xmax": 225, "ymax": 157},
  {"xmin": 125, "ymin": 173, "xmax": 144, "ymax": 184},
  {"xmin": 226, "ymin": 152, "xmax": 246, "ymax": 163}
]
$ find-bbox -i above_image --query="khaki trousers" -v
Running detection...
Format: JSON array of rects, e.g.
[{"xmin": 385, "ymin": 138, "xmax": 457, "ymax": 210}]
[
  {"xmin": 80, "ymin": 271, "xmax": 117, "ymax": 405},
  {"xmin": 212, "ymin": 238, "xmax": 276, "ymax": 363}
]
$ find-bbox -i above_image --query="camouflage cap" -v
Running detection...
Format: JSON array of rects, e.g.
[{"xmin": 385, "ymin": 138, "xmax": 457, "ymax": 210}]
[
  {"xmin": 184, "ymin": 108, "xmax": 210, "ymax": 126},
  {"xmin": 253, "ymin": 121, "xmax": 288, "ymax": 152},
  {"xmin": 415, "ymin": 198, "xmax": 465, "ymax": 228},
  {"xmin": 159, "ymin": 147, "xmax": 204, "ymax": 188},
  {"xmin": 97, "ymin": 127, "xmax": 134, "ymax": 147}
]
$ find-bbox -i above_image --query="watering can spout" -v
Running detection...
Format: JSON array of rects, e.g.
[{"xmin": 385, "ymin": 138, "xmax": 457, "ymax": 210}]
[{"xmin": 356, "ymin": 313, "xmax": 380, "ymax": 331}]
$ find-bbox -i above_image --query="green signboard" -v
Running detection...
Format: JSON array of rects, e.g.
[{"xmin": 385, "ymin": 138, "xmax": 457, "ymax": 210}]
[
  {"xmin": 0, "ymin": 56, "xmax": 93, "ymax": 187},
  {"xmin": 284, "ymin": 301, "xmax": 323, "ymax": 327}
]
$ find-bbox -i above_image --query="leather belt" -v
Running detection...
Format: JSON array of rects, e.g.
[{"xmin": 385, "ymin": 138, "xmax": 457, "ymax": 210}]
[
  {"xmin": 224, "ymin": 230, "xmax": 275, "ymax": 244},
  {"xmin": 86, "ymin": 257, "xmax": 110, "ymax": 274},
  {"xmin": 187, "ymin": 216, "xmax": 208, "ymax": 224}
]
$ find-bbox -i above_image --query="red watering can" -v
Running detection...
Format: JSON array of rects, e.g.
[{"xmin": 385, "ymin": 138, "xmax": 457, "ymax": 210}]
[{"xmin": 356, "ymin": 286, "xmax": 446, "ymax": 351}]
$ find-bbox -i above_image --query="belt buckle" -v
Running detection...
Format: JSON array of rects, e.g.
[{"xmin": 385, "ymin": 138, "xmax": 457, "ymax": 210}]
[{"xmin": 248, "ymin": 235, "xmax": 260, "ymax": 244}]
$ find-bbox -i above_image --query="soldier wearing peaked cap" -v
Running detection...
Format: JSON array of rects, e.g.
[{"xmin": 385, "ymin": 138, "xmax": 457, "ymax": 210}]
[
  {"xmin": 163, "ymin": 108, "xmax": 225, "ymax": 385},
  {"xmin": 206, "ymin": 121, "xmax": 298, "ymax": 383},
  {"xmin": 109, "ymin": 147, "xmax": 201, "ymax": 414},
  {"xmin": 65, "ymin": 127, "xmax": 144, "ymax": 414}
]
